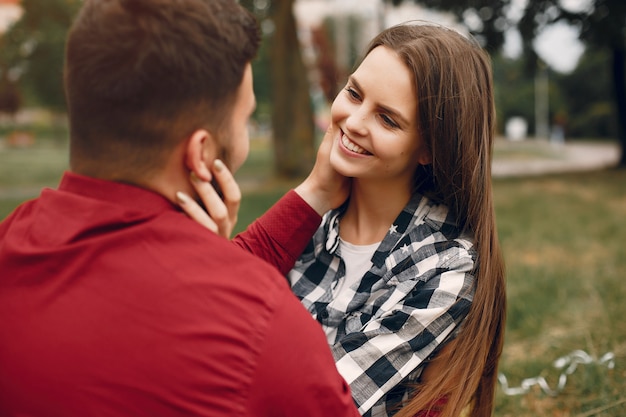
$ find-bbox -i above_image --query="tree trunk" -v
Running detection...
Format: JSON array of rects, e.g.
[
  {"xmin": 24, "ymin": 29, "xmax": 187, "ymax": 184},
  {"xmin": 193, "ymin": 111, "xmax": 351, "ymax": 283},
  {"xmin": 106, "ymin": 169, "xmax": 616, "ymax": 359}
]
[
  {"xmin": 268, "ymin": 0, "xmax": 316, "ymax": 178},
  {"xmin": 611, "ymin": 46, "xmax": 626, "ymax": 167}
]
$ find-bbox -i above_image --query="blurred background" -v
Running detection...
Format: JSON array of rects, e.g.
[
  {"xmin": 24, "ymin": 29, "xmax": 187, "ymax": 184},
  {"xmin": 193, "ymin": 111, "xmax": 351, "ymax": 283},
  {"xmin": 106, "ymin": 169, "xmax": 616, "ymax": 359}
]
[{"xmin": 0, "ymin": 0, "xmax": 624, "ymax": 415}]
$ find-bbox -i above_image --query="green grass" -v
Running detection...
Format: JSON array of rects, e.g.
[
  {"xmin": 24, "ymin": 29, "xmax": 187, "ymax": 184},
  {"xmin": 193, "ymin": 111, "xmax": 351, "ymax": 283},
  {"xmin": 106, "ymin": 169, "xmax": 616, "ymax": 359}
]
[
  {"xmin": 232, "ymin": 136, "xmax": 302, "ymax": 234},
  {"xmin": 1, "ymin": 130, "xmax": 625, "ymax": 416},
  {"xmin": 0, "ymin": 143, "xmax": 68, "ymax": 188},
  {"xmin": 0, "ymin": 122, "xmax": 69, "ymax": 199},
  {"xmin": 493, "ymin": 170, "xmax": 626, "ymax": 416}
]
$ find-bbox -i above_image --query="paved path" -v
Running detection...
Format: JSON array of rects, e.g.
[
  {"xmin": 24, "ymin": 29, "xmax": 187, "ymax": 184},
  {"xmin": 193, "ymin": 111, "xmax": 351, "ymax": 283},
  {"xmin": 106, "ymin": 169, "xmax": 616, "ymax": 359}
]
[{"xmin": 491, "ymin": 140, "xmax": 621, "ymax": 178}]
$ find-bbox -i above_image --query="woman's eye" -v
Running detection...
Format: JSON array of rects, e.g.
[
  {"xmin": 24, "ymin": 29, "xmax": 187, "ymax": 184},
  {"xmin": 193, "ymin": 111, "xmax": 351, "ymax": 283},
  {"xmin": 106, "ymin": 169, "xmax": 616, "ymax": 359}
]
[
  {"xmin": 345, "ymin": 87, "xmax": 360, "ymax": 101},
  {"xmin": 381, "ymin": 114, "xmax": 399, "ymax": 128}
]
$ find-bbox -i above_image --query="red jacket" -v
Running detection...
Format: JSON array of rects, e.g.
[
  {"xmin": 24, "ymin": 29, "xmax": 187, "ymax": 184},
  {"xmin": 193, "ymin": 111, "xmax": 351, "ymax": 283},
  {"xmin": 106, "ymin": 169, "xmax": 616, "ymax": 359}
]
[{"xmin": 0, "ymin": 172, "xmax": 359, "ymax": 417}]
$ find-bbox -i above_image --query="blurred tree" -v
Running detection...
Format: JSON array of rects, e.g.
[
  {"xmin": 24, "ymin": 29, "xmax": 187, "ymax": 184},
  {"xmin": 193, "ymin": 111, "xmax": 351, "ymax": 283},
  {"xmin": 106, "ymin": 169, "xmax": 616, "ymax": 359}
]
[
  {"xmin": 1, "ymin": 0, "xmax": 81, "ymax": 112},
  {"xmin": 0, "ymin": 69, "xmax": 21, "ymax": 119},
  {"xmin": 315, "ymin": 14, "xmax": 366, "ymax": 102},
  {"xmin": 554, "ymin": 48, "xmax": 615, "ymax": 138},
  {"xmin": 388, "ymin": 0, "xmax": 626, "ymax": 166},
  {"xmin": 242, "ymin": 0, "xmax": 316, "ymax": 178},
  {"xmin": 492, "ymin": 50, "xmax": 613, "ymax": 140},
  {"xmin": 312, "ymin": 24, "xmax": 341, "ymax": 103},
  {"xmin": 558, "ymin": 0, "xmax": 626, "ymax": 165},
  {"xmin": 492, "ymin": 54, "xmax": 535, "ymax": 134},
  {"xmin": 0, "ymin": 34, "xmax": 22, "ymax": 119},
  {"xmin": 386, "ymin": 0, "xmax": 507, "ymax": 52},
  {"xmin": 239, "ymin": 0, "xmax": 272, "ymax": 112},
  {"xmin": 267, "ymin": 0, "xmax": 316, "ymax": 177}
]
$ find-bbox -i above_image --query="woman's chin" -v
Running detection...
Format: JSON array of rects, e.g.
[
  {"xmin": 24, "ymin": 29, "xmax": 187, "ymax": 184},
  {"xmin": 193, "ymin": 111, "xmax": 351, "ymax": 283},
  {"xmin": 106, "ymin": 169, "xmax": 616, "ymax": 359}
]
[
  {"xmin": 329, "ymin": 158, "xmax": 359, "ymax": 179},
  {"xmin": 329, "ymin": 152, "xmax": 350, "ymax": 176}
]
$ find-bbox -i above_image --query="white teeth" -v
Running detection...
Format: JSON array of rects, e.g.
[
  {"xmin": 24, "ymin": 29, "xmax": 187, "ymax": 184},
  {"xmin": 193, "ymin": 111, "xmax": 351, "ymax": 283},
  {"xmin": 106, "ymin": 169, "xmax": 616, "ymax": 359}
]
[{"xmin": 341, "ymin": 134, "xmax": 369, "ymax": 155}]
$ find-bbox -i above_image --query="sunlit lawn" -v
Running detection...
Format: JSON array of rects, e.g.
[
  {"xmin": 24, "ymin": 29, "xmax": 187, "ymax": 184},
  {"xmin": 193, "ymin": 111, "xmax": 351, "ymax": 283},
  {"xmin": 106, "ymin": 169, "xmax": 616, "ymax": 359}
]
[
  {"xmin": 493, "ymin": 169, "xmax": 625, "ymax": 416},
  {"xmin": 1, "ymin": 130, "xmax": 625, "ymax": 416}
]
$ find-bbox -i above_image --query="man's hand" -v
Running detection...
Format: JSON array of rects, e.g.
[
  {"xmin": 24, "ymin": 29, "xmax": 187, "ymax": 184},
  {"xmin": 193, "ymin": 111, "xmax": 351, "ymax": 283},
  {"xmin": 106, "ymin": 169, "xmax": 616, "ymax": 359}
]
[
  {"xmin": 176, "ymin": 159, "xmax": 240, "ymax": 238},
  {"xmin": 295, "ymin": 123, "xmax": 351, "ymax": 215}
]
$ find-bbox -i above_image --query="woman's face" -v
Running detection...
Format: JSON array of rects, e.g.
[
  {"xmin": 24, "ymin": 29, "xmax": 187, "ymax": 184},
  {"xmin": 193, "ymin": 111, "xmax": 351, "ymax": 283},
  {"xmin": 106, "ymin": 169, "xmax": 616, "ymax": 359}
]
[{"xmin": 329, "ymin": 46, "xmax": 430, "ymax": 188}]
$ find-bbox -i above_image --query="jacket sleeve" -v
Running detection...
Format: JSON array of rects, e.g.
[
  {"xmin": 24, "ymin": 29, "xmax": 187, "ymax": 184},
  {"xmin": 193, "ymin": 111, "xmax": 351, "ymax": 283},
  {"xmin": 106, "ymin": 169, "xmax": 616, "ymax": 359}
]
[{"xmin": 232, "ymin": 190, "xmax": 321, "ymax": 275}]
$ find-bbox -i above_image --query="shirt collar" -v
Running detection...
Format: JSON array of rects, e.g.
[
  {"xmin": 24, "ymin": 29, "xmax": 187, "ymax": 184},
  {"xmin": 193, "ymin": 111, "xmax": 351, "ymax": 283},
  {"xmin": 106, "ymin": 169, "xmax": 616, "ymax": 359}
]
[{"xmin": 323, "ymin": 193, "xmax": 443, "ymax": 268}]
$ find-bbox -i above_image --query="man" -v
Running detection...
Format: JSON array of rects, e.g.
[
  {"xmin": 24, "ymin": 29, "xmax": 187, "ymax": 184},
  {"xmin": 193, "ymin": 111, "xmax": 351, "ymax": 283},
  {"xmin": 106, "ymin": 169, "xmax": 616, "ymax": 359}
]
[{"xmin": 0, "ymin": 0, "xmax": 358, "ymax": 416}]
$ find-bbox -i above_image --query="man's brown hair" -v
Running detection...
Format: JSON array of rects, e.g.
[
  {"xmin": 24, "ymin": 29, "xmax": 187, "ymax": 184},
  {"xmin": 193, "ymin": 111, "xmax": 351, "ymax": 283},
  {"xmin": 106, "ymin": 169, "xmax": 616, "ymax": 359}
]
[{"xmin": 64, "ymin": 0, "xmax": 260, "ymax": 178}]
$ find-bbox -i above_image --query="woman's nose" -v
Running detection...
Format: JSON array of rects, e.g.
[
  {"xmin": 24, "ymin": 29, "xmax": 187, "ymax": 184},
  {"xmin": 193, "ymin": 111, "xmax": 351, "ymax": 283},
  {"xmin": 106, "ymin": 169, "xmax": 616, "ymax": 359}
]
[{"xmin": 344, "ymin": 108, "xmax": 368, "ymax": 136}]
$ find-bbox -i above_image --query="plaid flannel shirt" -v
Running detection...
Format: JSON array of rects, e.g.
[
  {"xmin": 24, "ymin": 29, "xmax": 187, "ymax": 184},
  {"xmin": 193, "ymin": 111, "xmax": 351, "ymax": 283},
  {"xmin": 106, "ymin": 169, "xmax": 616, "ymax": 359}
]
[{"xmin": 288, "ymin": 193, "xmax": 477, "ymax": 417}]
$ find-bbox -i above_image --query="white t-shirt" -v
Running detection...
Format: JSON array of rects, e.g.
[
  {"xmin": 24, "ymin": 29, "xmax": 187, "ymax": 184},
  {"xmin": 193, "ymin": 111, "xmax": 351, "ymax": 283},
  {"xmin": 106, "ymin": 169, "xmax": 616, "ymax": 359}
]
[
  {"xmin": 337, "ymin": 238, "xmax": 380, "ymax": 293},
  {"xmin": 325, "ymin": 238, "xmax": 381, "ymax": 344}
]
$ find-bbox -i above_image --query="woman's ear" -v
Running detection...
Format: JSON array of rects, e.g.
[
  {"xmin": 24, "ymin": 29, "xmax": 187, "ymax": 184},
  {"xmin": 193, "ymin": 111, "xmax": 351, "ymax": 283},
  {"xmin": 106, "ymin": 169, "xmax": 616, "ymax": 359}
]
[
  {"xmin": 185, "ymin": 129, "xmax": 216, "ymax": 182},
  {"xmin": 417, "ymin": 147, "xmax": 433, "ymax": 166},
  {"xmin": 418, "ymin": 153, "xmax": 433, "ymax": 166}
]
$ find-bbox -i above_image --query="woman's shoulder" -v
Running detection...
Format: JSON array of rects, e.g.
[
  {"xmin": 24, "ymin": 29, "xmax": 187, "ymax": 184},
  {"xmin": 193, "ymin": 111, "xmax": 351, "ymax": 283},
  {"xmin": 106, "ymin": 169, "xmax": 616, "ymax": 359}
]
[
  {"xmin": 406, "ymin": 195, "xmax": 468, "ymax": 239},
  {"xmin": 397, "ymin": 196, "xmax": 476, "ymax": 267}
]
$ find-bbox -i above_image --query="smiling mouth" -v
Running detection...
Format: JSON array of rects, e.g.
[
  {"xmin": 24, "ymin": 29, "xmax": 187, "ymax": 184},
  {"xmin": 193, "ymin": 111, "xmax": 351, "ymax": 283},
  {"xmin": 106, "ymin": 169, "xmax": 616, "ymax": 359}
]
[{"xmin": 341, "ymin": 133, "xmax": 372, "ymax": 155}]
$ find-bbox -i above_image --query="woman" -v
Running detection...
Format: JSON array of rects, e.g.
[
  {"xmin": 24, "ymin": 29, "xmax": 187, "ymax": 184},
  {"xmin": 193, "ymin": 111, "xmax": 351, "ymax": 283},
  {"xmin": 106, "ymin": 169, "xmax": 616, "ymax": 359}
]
[{"xmin": 181, "ymin": 22, "xmax": 506, "ymax": 417}]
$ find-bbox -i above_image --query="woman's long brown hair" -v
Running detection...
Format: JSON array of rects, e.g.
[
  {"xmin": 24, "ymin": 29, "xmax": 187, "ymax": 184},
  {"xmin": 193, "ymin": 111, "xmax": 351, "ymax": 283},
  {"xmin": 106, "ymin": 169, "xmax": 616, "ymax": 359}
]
[{"xmin": 365, "ymin": 24, "xmax": 506, "ymax": 417}]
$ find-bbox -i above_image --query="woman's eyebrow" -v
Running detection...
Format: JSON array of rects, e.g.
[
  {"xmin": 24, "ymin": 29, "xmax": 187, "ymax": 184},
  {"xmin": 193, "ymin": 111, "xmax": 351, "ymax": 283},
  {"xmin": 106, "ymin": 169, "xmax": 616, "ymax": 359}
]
[{"xmin": 349, "ymin": 75, "xmax": 411, "ymax": 127}]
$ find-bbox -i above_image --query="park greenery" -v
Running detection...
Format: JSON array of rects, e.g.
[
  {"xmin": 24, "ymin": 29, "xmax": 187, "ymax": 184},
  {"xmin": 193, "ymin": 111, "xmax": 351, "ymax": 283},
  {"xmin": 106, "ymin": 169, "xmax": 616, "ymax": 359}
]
[
  {"xmin": 390, "ymin": 0, "xmax": 626, "ymax": 166},
  {"xmin": 0, "ymin": 0, "xmax": 624, "ymax": 412},
  {"xmin": 0, "ymin": 3, "xmax": 624, "ymax": 414},
  {"xmin": 0, "ymin": 0, "xmax": 625, "ymax": 171},
  {"xmin": 0, "ymin": 0, "xmax": 624, "ymax": 415},
  {"xmin": 0, "ymin": 0, "xmax": 80, "ymax": 112}
]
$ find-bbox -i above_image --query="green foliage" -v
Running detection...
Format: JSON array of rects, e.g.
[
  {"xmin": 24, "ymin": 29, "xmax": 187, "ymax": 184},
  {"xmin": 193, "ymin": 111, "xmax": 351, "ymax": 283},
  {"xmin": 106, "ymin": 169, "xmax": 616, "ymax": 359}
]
[
  {"xmin": 394, "ymin": 0, "xmax": 625, "ymax": 163},
  {"xmin": 250, "ymin": 39, "xmax": 273, "ymax": 126},
  {"xmin": 238, "ymin": 0, "xmax": 273, "ymax": 123},
  {"xmin": 492, "ymin": 48, "xmax": 616, "ymax": 139},
  {"xmin": 241, "ymin": 0, "xmax": 317, "ymax": 178},
  {"xmin": 554, "ymin": 48, "xmax": 616, "ymax": 138},
  {"xmin": 561, "ymin": 0, "xmax": 626, "ymax": 50},
  {"xmin": 387, "ymin": 0, "xmax": 506, "ymax": 52},
  {"xmin": 1, "ymin": 0, "xmax": 81, "ymax": 111},
  {"xmin": 492, "ymin": 54, "xmax": 536, "ymax": 133}
]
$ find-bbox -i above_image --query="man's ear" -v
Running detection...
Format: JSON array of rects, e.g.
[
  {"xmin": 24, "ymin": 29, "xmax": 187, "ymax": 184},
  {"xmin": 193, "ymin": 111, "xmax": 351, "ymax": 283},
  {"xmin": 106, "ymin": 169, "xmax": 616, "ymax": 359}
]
[{"xmin": 185, "ymin": 129, "xmax": 216, "ymax": 182}]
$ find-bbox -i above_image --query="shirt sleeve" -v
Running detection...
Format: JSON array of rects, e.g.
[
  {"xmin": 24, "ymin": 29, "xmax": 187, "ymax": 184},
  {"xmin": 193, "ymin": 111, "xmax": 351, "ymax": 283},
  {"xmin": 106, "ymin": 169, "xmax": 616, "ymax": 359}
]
[
  {"xmin": 247, "ymin": 285, "xmax": 360, "ymax": 417},
  {"xmin": 332, "ymin": 252, "xmax": 475, "ymax": 415},
  {"xmin": 232, "ymin": 190, "xmax": 321, "ymax": 275}
]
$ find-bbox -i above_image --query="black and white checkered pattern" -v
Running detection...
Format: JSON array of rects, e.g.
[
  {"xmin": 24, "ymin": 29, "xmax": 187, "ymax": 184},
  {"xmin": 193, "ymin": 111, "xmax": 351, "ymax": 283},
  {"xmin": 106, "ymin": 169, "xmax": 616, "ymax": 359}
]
[{"xmin": 288, "ymin": 193, "xmax": 476, "ymax": 417}]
